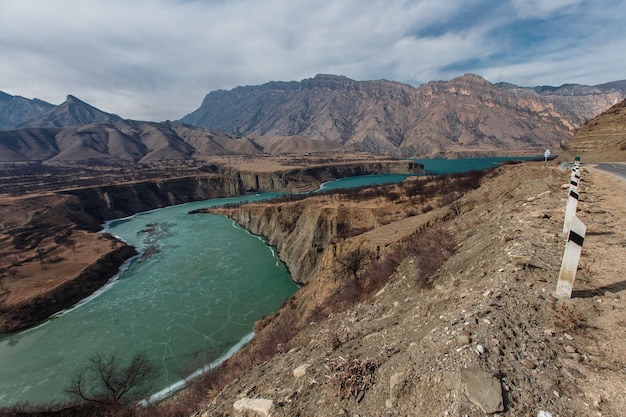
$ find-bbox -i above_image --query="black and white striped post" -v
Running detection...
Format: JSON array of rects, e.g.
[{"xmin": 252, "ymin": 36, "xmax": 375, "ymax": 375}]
[
  {"xmin": 556, "ymin": 215, "xmax": 587, "ymax": 299},
  {"xmin": 562, "ymin": 186, "xmax": 579, "ymax": 234},
  {"xmin": 562, "ymin": 161, "xmax": 581, "ymax": 234}
]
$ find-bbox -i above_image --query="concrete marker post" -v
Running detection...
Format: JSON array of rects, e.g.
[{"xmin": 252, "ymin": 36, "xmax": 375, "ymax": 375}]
[
  {"xmin": 555, "ymin": 215, "xmax": 587, "ymax": 299},
  {"xmin": 562, "ymin": 186, "xmax": 579, "ymax": 234}
]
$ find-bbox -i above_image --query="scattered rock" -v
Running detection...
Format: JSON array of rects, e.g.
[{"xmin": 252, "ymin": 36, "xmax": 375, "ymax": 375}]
[
  {"xmin": 457, "ymin": 335, "xmax": 471, "ymax": 346},
  {"xmin": 293, "ymin": 363, "xmax": 311, "ymax": 378},
  {"xmin": 564, "ymin": 345, "xmax": 576, "ymax": 353},
  {"xmin": 233, "ymin": 397, "xmax": 273, "ymax": 417},
  {"xmin": 387, "ymin": 371, "xmax": 405, "ymax": 406},
  {"xmin": 563, "ymin": 366, "xmax": 586, "ymax": 379},
  {"xmin": 521, "ymin": 358, "xmax": 537, "ymax": 370},
  {"xmin": 459, "ymin": 368, "xmax": 504, "ymax": 414}
]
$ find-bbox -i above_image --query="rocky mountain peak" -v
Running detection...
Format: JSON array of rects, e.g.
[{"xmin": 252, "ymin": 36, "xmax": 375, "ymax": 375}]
[
  {"xmin": 180, "ymin": 74, "xmax": 626, "ymax": 158},
  {"xmin": 0, "ymin": 91, "xmax": 12, "ymax": 102},
  {"xmin": 0, "ymin": 91, "xmax": 55, "ymax": 129},
  {"xmin": 18, "ymin": 94, "xmax": 121, "ymax": 129}
]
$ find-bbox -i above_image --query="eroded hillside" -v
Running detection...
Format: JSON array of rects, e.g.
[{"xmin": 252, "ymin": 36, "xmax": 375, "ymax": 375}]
[
  {"xmin": 181, "ymin": 162, "xmax": 626, "ymax": 417},
  {"xmin": 560, "ymin": 98, "xmax": 626, "ymax": 162}
]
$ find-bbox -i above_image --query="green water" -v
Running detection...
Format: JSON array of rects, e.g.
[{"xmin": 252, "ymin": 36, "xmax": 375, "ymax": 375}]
[
  {"xmin": 0, "ymin": 194, "xmax": 298, "ymax": 407},
  {"xmin": 0, "ymin": 157, "xmax": 537, "ymax": 406},
  {"xmin": 318, "ymin": 173, "xmax": 415, "ymax": 191},
  {"xmin": 414, "ymin": 156, "xmax": 538, "ymax": 174}
]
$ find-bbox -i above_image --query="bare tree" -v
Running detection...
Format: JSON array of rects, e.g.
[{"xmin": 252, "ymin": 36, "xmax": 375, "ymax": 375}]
[
  {"xmin": 64, "ymin": 352, "xmax": 160, "ymax": 406},
  {"xmin": 336, "ymin": 247, "xmax": 375, "ymax": 281}
]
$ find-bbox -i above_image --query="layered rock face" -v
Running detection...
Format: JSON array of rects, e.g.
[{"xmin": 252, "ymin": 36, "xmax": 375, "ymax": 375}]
[
  {"xmin": 65, "ymin": 160, "xmax": 418, "ymax": 223},
  {"xmin": 181, "ymin": 74, "xmax": 626, "ymax": 158},
  {"xmin": 560, "ymin": 98, "xmax": 626, "ymax": 162}
]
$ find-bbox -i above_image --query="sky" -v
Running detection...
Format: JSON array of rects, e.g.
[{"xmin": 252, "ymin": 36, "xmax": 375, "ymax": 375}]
[{"xmin": 1, "ymin": 0, "xmax": 625, "ymax": 121}]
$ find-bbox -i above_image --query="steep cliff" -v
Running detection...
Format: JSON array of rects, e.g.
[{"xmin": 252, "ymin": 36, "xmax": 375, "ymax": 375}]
[
  {"xmin": 181, "ymin": 74, "xmax": 626, "ymax": 157},
  {"xmin": 65, "ymin": 160, "xmax": 419, "ymax": 223}
]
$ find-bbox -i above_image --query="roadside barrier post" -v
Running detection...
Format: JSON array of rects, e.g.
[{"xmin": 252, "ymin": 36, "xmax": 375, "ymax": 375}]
[
  {"xmin": 555, "ymin": 215, "xmax": 587, "ymax": 299},
  {"xmin": 562, "ymin": 186, "xmax": 579, "ymax": 234}
]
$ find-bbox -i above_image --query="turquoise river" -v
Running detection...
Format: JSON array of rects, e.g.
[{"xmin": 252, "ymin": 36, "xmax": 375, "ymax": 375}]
[{"xmin": 0, "ymin": 156, "xmax": 537, "ymax": 407}]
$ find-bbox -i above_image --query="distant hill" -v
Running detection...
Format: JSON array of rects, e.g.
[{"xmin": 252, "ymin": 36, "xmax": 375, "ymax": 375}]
[
  {"xmin": 0, "ymin": 93, "xmax": 121, "ymax": 130},
  {"xmin": 180, "ymin": 74, "xmax": 626, "ymax": 158},
  {"xmin": 0, "ymin": 120, "xmax": 343, "ymax": 163},
  {"xmin": 0, "ymin": 92, "xmax": 55, "ymax": 129},
  {"xmin": 18, "ymin": 95, "xmax": 122, "ymax": 128},
  {"xmin": 559, "ymin": 98, "xmax": 626, "ymax": 162}
]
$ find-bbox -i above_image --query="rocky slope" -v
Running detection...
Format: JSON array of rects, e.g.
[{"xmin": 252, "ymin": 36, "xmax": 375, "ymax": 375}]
[
  {"xmin": 187, "ymin": 161, "xmax": 626, "ymax": 417},
  {"xmin": 0, "ymin": 92, "xmax": 122, "ymax": 129},
  {"xmin": 17, "ymin": 95, "xmax": 122, "ymax": 128},
  {"xmin": 0, "ymin": 120, "xmax": 344, "ymax": 163},
  {"xmin": 0, "ymin": 91, "xmax": 54, "ymax": 129},
  {"xmin": 559, "ymin": 98, "xmax": 626, "ymax": 162},
  {"xmin": 180, "ymin": 74, "xmax": 626, "ymax": 158}
]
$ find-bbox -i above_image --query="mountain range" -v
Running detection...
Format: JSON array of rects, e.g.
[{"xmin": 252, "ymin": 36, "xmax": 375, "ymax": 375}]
[
  {"xmin": 0, "ymin": 119, "xmax": 342, "ymax": 163},
  {"xmin": 0, "ymin": 93, "xmax": 120, "ymax": 130},
  {"xmin": 180, "ymin": 74, "xmax": 626, "ymax": 158},
  {"xmin": 1, "ymin": 74, "xmax": 625, "ymax": 162}
]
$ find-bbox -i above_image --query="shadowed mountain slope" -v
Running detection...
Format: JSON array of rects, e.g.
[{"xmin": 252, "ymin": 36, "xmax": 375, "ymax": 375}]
[
  {"xmin": 0, "ymin": 92, "xmax": 55, "ymax": 129},
  {"xmin": 18, "ymin": 95, "xmax": 122, "ymax": 129},
  {"xmin": 0, "ymin": 120, "xmax": 343, "ymax": 163}
]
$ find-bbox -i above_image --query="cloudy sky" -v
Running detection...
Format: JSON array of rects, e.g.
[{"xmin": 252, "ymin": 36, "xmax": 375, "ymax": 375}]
[{"xmin": 1, "ymin": 0, "xmax": 624, "ymax": 121}]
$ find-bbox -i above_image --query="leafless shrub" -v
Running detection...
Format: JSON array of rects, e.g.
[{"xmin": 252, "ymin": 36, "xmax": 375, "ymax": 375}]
[
  {"xmin": 325, "ymin": 356, "xmax": 378, "ymax": 400},
  {"xmin": 64, "ymin": 352, "xmax": 159, "ymax": 407},
  {"xmin": 421, "ymin": 204, "xmax": 433, "ymax": 213},
  {"xmin": 335, "ymin": 248, "xmax": 375, "ymax": 281}
]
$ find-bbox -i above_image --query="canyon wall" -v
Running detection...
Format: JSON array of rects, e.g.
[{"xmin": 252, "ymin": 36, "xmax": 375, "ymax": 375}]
[{"xmin": 65, "ymin": 160, "xmax": 419, "ymax": 224}]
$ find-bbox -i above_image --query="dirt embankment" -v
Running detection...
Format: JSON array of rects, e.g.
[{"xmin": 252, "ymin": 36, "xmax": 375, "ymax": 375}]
[{"xmin": 190, "ymin": 162, "xmax": 626, "ymax": 417}]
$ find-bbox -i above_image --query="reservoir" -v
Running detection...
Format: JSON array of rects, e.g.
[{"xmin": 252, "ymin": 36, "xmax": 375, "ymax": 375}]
[
  {"xmin": 0, "ymin": 194, "xmax": 298, "ymax": 407},
  {"xmin": 0, "ymin": 156, "xmax": 536, "ymax": 407}
]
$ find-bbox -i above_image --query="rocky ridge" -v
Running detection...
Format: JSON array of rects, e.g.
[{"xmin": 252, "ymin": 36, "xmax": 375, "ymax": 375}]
[
  {"xmin": 0, "ymin": 120, "xmax": 344, "ymax": 163},
  {"xmin": 181, "ymin": 74, "xmax": 626, "ymax": 158},
  {"xmin": 559, "ymin": 98, "xmax": 626, "ymax": 162},
  {"xmin": 0, "ymin": 91, "xmax": 55, "ymax": 129}
]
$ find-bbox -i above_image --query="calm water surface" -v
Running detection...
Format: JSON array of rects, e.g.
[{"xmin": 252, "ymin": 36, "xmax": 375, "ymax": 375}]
[
  {"xmin": 0, "ymin": 194, "xmax": 297, "ymax": 406},
  {"xmin": 0, "ymin": 157, "xmax": 537, "ymax": 406}
]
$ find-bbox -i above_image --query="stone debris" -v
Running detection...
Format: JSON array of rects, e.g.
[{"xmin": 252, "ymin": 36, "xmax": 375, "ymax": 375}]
[
  {"xmin": 457, "ymin": 334, "xmax": 471, "ymax": 346},
  {"xmin": 233, "ymin": 397, "xmax": 274, "ymax": 417},
  {"xmin": 385, "ymin": 371, "xmax": 406, "ymax": 408},
  {"xmin": 293, "ymin": 363, "xmax": 311, "ymax": 378},
  {"xmin": 460, "ymin": 368, "xmax": 504, "ymax": 414}
]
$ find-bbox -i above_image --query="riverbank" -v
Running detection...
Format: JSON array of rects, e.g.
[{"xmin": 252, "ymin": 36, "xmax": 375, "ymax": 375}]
[
  {"xmin": 183, "ymin": 161, "xmax": 626, "ymax": 417},
  {"xmin": 0, "ymin": 155, "xmax": 416, "ymax": 334}
]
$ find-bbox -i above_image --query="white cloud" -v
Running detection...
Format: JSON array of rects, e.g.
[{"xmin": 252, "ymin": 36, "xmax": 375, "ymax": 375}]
[
  {"xmin": 510, "ymin": 0, "xmax": 587, "ymax": 19},
  {"xmin": 0, "ymin": 0, "xmax": 624, "ymax": 121}
]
